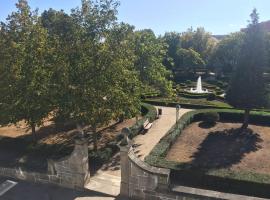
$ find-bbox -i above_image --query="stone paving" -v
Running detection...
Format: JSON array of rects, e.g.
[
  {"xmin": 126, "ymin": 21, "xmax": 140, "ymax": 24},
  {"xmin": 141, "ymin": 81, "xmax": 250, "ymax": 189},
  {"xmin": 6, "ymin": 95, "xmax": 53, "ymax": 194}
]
[
  {"xmin": 133, "ymin": 106, "xmax": 191, "ymax": 160},
  {"xmin": 85, "ymin": 172, "xmax": 121, "ymax": 197},
  {"xmin": 0, "ymin": 176, "xmax": 122, "ymax": 200}
]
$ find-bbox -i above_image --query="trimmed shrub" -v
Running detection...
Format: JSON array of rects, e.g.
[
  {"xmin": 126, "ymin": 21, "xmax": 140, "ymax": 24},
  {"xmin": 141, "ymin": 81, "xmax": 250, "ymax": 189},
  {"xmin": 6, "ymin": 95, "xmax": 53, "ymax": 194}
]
[
  {"xmin": 207, "ymin": 93, "xmax": 216, "ymax": 101},
  {"xmin": 178, "ymin": 91, "xmax": 209, "ymax": 99},
  {"xmin": 185, "ymin": 80, "xmax": 192, "ymax": 84},
  {"xmin": 202, "ymin": 112, "xmax": 220, "ymax": 124}
]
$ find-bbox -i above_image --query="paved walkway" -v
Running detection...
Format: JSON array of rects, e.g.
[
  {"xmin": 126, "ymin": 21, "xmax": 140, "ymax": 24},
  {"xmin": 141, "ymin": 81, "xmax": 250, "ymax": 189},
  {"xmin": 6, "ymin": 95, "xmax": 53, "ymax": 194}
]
[
  {"xmin": 0, "ymin": 176, "xmax": 122, "ymax": 200},
  {"xmin": 133, "ymin": 106, "xmax": 191, "ymax": 160}
]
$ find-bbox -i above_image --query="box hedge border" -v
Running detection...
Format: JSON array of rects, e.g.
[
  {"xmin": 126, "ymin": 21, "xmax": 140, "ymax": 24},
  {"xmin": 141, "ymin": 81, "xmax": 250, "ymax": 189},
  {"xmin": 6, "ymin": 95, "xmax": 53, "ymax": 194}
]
[
  {"xmin": 116, "ymin": 103, "xmax": 157, "ymax": 143},
  {"xmin": 143, "ymin": 99, "xmax": 232, "ymax": 109},
  {"xmin": 145, "ymin": 109, "xmax": 270, "ymax": 198}
]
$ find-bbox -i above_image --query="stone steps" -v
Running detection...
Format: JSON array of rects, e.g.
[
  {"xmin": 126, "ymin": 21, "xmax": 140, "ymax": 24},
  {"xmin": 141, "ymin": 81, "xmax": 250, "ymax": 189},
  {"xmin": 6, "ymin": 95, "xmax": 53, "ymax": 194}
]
[{"xmin": 85, "ymin": 173, "xmax": 120, "ymax": 197}]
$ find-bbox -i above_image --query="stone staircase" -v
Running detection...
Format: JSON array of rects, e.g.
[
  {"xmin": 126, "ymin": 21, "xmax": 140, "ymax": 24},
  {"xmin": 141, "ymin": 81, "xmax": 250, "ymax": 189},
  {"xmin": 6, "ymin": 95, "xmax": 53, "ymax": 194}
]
[{"xmin": 85, "ymin": 172, "xmax": 121, "ymax": 197}]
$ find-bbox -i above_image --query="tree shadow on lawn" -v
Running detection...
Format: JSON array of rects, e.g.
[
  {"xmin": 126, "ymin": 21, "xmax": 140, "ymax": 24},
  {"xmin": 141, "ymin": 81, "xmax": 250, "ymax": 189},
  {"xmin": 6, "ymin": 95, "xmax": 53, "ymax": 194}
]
[{"xmin": 189, "ymin": 128, "xmax": 263, "ymax": 170}]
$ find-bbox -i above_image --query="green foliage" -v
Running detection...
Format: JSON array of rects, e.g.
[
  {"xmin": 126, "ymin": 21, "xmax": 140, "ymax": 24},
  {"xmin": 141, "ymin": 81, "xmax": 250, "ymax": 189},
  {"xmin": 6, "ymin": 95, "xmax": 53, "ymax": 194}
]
[
  {"xmin": 181, "ymin": 27, "xmax": 217, "ymax": 62},
  {"xmin": 210, "ymin": 32, "xmax": 244, "ymax": 74},
  {"xmin": 226, "ymin": 9, "xmax": 269, "ymax": 129},
  {"xmin": 207, "ymin": 93, "xmax": 216, "ymax": 101},
  {"xmin": 202, "ymin": 112, "xmax": 220, "ymax": 124},
  {"xmin": 144, "ymin": 97, "xmax": 231, "ymax": 109},
  {"xmin": 0, "ymin": 0, "xmax": 55, "ymax": 137},
  {"xmin": 174, "ymin": 48, "xmax": 205, "ymax": 71},
  {"xmin": 178, "ymin": 91, "xmax": 209, "ymax": 99},
  {"xmin": 133, "ymin": 29, "xmax": 173, "ymax": 96},
  {"xmin": 161, "ymin": 28, "xmax": 217, "ymax": 82}
]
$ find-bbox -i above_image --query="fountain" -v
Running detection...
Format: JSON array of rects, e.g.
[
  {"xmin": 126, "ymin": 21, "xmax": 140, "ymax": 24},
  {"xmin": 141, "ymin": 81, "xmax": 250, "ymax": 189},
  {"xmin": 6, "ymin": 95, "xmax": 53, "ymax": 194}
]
[{"xmin": 189, "ymin": 76, "xmax": 208, "ymax": 93}]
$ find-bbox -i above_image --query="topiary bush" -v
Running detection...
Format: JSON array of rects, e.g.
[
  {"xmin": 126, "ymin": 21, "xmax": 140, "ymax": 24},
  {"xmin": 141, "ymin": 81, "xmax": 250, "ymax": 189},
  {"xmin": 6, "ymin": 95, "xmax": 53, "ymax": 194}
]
[
  {"xmin": 207, "ymin": 93, "xmax": 216, "ymax": 101},
  {"xmin": 185, "ymin": 80, "xmax": 192, "ymax": 84},
  {"xmin": 202, "ymin": 112, "xmax": 220, "ymax": 125}
]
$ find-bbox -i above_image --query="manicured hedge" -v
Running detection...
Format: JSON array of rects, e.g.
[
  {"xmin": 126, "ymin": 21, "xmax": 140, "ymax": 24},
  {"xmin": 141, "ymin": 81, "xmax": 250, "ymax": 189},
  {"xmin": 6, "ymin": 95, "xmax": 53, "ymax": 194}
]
[
  {"xmin": 145, "ymin": 109, "xmax": 270, "ymax": 198},
  {"xmin": 143, "ymin": 99, "xmax": 232, "ymax": 109},
  {"xmin": 118, "ymin": 103, "xmax": 157, "ymax": 144},
  {"xmin": 178, "ymin": 91, "xmax": 209, "ymax": 99}
]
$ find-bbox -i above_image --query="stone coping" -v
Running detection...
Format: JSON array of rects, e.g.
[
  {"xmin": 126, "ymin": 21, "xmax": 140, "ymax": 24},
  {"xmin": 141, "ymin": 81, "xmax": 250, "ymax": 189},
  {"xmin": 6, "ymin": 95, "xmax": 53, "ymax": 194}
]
[
  {"xmin": 172, "ymin": 185, "xmax": 270, "ymax": 200},
  {"xmin": 128, "ymin": 147, "xmax": 170, "ymax": 176}
]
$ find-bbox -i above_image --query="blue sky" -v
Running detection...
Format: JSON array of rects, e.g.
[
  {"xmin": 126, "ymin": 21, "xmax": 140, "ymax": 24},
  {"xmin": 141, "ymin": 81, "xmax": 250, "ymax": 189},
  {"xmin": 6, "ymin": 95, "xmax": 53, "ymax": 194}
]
[{"xmin": 1, "ymin": 0, "xmax": 270, "ymax": 35}]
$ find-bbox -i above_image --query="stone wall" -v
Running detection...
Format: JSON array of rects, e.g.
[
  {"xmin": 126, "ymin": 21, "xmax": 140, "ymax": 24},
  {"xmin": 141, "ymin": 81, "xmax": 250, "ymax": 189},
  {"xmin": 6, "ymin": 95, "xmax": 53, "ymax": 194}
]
[
  {"xmin": 0, "ymin": 138, "xmax": 90, "ymax": 190},
  {"xmin": 121, "ymin": 145, "xmax": 269, "ymax": 200}
]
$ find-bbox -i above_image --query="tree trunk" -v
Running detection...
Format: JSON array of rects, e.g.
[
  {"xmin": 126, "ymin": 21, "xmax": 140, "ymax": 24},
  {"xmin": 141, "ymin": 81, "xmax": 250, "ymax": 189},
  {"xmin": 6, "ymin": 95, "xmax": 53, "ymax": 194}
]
[
  {"xmin": 241, "ymin": 109, "xmax": 250, "ymax": 130},
  {"xmin": 93, "ymin": 127, "xmax": 98, "ymax": 151},
  {"xmin": 31, "ymin": 123, "xmax": 37, "ymax": 142}
]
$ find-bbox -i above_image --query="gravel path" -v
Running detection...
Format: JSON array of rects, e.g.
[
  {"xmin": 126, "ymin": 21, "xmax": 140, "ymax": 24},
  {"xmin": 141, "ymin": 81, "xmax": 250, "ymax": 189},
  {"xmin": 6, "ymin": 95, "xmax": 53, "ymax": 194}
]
[{"xmin": 133, "ymin": 106, "xmax": 192, "ymax": 160}]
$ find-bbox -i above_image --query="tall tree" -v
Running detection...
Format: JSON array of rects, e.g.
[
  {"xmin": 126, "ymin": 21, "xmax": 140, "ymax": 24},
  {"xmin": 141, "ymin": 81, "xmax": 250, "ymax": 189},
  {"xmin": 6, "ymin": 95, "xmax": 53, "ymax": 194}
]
[
  {"xmin": 55, "ymin": 1, "xmax": 141, "ymax": 150},
  {"xmin": 161, "ymin": 32, "xmax": 181, "ymax": 70},
  {"xmin": 0, "ymin": 0, "xmax": 55, "ymax": 140},
  {"xmin": 210, "ymin": 32, "xmax": 245, "ymax": 75},
  {"xmin": 226, "ymin": 9, "xmax": 268, "ymax": 129},
  {"xmin": 181, "ymin": 27, "xmax": 217, "ymax": 63},
  {"xmin": 174, "ymin": 48, "xmax": 205, "ymax": 73},
  {"xmin": 133, "ymin": 29, "xmax": 173, "ymax": 96}
]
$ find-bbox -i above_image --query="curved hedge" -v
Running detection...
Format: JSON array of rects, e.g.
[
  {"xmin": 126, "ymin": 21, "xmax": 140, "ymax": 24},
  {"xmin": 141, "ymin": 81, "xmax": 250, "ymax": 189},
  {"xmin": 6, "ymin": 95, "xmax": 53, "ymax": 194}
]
[
  {"xmin": 117, "ymin": 103, "xmax": 157, "ymax": 143},
  {"xmin": 143, "ymin": 99, "xmax": 231, "ymax": 109},
  {"xmin": 178, "ymin": 91, "xmax": 210, "ymax": 99},
  {"xmin": 145, "ymin": 109, "xmax": 270, "ymax": 198}
]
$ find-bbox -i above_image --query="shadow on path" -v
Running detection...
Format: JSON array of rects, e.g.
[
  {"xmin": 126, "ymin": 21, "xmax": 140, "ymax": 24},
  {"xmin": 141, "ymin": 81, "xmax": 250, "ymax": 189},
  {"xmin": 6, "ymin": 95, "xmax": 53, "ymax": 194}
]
[{"xmin": 1, "ymin": 176, "xmax": 121, "ymax": 200}]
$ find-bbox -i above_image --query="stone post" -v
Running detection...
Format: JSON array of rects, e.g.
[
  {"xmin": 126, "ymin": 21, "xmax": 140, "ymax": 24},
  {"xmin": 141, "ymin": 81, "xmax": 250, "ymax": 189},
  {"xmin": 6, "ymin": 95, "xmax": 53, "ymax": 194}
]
[
  {"xmin": 119, "ymin": 127, "xmax": 132, "ymax": 198},
  {"xmin": 72, "ymin": 138, "xmax": 90, "ymax": 187},
  {"xmin": 119, "ymin": 144, "xmax": 131, "ymax": 197},
  {"xmin": 176, "ymin": 104, "xmax": 181, "ymax": 123}
]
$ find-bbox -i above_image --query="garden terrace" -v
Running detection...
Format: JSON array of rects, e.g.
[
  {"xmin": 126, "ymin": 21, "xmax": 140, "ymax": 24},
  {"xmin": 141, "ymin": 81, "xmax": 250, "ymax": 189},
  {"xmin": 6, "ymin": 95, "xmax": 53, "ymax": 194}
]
[
  {"xmin": 145, "ymin": 109, "xmax": 270, "ymax": 198},
  {"xmin": 0, "ymin": 103, "xmax": 156, "ymax": 174}
]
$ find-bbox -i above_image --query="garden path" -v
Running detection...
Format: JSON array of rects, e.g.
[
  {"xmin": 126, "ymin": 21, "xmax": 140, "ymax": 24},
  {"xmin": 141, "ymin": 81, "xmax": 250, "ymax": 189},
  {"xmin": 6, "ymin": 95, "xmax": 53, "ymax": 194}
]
[{"xmin": 133, "ymin": 106, "xmax": 192, "ymax": 160}]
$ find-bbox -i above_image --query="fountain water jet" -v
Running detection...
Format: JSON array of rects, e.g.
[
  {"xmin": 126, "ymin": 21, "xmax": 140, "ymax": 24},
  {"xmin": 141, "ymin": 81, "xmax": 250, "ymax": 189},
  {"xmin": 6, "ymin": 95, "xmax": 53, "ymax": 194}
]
[{"xmin": 189, "ymin": 76, "xmax": 208, "ymax": 93}]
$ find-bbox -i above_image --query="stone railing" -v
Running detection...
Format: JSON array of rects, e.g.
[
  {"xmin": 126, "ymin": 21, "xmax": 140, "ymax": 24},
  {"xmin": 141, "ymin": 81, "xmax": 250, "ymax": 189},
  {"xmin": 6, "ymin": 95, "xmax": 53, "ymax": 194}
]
[{"xmin": 0, "ymin": 138, "xmax": 90, "ymax": 190}]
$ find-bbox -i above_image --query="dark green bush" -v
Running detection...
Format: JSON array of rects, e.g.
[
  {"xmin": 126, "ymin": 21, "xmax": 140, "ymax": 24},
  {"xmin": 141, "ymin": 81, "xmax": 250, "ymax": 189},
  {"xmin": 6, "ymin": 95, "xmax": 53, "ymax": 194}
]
[
  {"xmin": 178, "ymin": 91, "xmax": 209, "ymax": 99},
  {"xmin": 207, "ymin": 93, "xmax": 216, "ymax": 101},
  {"xmin": 202, "ymin": 112, "xmax": 220, "ymax": 124},
  {"xmin": 123, "ymin": 103, "xmax": 157, "ymax": 141},
  {"xmin": 185, "ymin": 80, "xmax": 192, "ymax": 84},
  {"xmin": 215, "ymin": 90, "xmax": 224, "ymax": 95}
]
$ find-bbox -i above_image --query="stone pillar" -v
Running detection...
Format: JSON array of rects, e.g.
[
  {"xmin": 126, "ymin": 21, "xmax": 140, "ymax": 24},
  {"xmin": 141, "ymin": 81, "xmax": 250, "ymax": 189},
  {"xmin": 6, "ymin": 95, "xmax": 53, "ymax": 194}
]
[
  {"xmin": 47, "ymin": 137, "xmax": 90, "ymax": 189},
  {"xmin": 176, "ymin": 104, "xmax": 181, "ymax": 123},
  {"xmin": 119, "ymin": 144, "xmax": 131, "ymax": 197}
]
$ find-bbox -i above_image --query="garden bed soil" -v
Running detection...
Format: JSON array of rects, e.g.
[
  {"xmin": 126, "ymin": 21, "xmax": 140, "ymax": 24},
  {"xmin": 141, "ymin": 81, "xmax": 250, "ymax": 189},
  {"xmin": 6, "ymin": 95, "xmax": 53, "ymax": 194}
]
[{"xmin": 166, "ymin": 121, "xmax": 270, "ymax": 174}]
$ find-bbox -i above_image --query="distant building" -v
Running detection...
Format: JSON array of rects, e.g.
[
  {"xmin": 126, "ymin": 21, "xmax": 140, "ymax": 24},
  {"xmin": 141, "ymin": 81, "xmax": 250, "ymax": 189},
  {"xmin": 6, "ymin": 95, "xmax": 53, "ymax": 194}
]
[{"xmin": 212, "ymin": 35, "xmax": 227, "ymax": 40}]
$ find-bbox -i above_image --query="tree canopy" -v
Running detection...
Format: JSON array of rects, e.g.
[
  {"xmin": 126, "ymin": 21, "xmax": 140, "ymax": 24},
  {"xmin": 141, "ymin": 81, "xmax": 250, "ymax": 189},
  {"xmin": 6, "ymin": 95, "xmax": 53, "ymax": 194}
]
[{"xmin": 226, "ymin": 9, "xmax": 269, "ymax": 129}]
